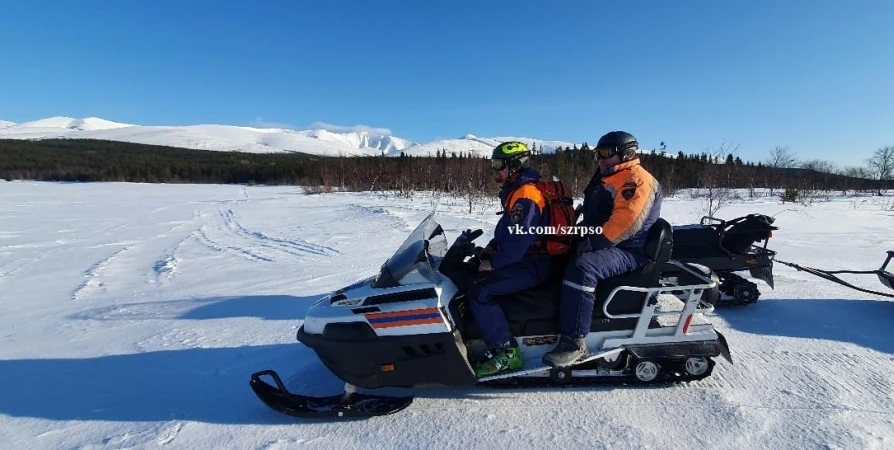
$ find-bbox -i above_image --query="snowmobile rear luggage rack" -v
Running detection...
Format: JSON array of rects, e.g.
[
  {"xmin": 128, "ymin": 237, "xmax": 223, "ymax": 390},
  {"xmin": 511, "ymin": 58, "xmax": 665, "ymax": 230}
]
[
  {"xmin": 603, "ymin": 260, "xmax": 718, "ymax": 320},
  {"xmin": 774, "ymin": 250, "xmax": 894, "ymax": 298},
  {"xmin": 595, "ymin": 260, "xmax": 731, "ymax": 362}
]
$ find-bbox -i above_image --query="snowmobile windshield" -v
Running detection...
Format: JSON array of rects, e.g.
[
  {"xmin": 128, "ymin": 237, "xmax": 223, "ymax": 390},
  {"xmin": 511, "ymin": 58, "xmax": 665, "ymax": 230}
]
[{"xmin": 372, "ymin": 211, "xmax": 448, "ymax": 288}]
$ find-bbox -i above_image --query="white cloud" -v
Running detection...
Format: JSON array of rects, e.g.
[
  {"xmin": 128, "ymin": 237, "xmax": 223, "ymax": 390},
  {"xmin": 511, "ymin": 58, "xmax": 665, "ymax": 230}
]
[
  {"xmin": 309, "ymin": 121, "xmax": 392, "ymax": 135},
  {"xmin": 248, "ymin": 117, "xmax": 295, "ymax": 129}
]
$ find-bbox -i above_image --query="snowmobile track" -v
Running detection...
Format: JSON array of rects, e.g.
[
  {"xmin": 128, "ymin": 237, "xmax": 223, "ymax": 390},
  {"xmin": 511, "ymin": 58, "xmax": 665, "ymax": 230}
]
[{"xmin": 479, "ymin": 358, "xmax": 718, "ymax": 390}]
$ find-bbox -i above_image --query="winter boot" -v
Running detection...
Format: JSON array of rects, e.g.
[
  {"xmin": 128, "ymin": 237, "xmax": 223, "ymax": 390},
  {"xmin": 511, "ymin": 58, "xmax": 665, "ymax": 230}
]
[
  {"xmin": 542, "ymin": 335, "xmax": 589, "ymax": 367},
  {"xmin": 474, "ymin": 343, "xmax": 523, "ymax": 377}
]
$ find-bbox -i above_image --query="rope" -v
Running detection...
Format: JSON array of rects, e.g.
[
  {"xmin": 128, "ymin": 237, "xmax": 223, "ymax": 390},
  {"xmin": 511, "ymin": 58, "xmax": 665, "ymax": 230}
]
[{"xmin": 774, "ymin": 258, "xmax": 894, "ymax": 298}]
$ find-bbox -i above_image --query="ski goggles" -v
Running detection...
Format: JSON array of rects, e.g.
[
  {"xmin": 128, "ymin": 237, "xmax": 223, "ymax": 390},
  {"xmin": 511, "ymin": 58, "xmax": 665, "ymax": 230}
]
[
  {"xmin": 490, "ymin": 159, "xmax": 508, "ymax": 170},
  {"xmin": 595, "ymin": 147, "xmax": 617, "ymax": 159}
]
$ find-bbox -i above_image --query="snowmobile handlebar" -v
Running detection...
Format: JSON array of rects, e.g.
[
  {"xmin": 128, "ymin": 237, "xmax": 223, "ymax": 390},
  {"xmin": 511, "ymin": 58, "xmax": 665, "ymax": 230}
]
[{"xmin": 448, "ymin": 229, "xmax": 485, "ymax": 260}]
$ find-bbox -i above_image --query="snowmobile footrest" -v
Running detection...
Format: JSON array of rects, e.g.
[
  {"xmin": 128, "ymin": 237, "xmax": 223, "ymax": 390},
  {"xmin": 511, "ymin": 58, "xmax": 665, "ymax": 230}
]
[{"xmin": 249, "ymin": 369, "xmax": 414, "ymax": 419}]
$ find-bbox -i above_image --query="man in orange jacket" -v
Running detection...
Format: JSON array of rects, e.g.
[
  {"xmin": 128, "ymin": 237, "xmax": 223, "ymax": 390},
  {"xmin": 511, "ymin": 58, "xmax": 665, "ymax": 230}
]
[{"xmin": 543, "ymin": 131, "xmax": 663, "ymax": 367}]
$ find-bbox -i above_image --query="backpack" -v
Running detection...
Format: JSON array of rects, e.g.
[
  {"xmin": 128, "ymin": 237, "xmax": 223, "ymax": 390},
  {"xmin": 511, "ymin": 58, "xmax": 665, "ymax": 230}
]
[
  {"xmin": 716, "ymin": 214, "xmax": 777, "ymax": 253},
  {"xmin": 536, "ymin": 179, "xmax": 578, "ymax": 255},
  {"xmin": 504, "ymin": 179, "xmax": 578, "ymax": 256}
]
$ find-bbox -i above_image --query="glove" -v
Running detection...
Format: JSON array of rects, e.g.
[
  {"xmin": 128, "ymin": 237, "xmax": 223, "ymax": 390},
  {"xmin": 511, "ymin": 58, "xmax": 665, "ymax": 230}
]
[
  {"xmin": 457, "ymin": 228, "xmax": 483, "ymax": 244},
  {"xmin": 454, "ymin": 229, "xmax": 482, "ymax": 254},
  {"xmin": 576, "ymin": 238, "xmax": 593, "ymax": 255}
]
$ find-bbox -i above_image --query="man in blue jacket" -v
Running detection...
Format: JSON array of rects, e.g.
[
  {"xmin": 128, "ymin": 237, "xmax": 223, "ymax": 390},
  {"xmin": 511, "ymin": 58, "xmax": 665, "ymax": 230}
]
[{"xmin": 468, "ymin": 141, "xmax": 552, "ymax": 377}]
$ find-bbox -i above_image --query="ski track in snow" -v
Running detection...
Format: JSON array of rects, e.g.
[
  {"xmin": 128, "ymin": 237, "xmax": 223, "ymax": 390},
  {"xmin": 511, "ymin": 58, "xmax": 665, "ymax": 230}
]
[
  {"xmin": 152, "ymin": 253, "xmax": 179, "ymax": 280},
  {"xmin": 193, "ymin": 205, "xmax": 339, "ymax": 263},
  {"xmin": 149, "ymin": 230, "xmax": 194, "ymax": 285},
  {"xmin": 71, "ymin": 245, "xmax": 135, "ymax": 301},
  {"xmin": 344, "ymin": 203, "xmax": 410, "ymax": 230},
  {"xmin": 156, "ymin": 421, "xmax": 183, "ymax": 446}
]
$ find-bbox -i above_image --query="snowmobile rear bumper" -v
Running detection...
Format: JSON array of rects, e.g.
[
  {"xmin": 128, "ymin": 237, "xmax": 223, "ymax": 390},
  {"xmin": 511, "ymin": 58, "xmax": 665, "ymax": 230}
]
[
  {"xmin": 249, "ymin": 369, "xmax": 413, "ymax": 418},
  {"xmin": 296, "ymin": 324, "xmax": 478, "ymax": 389},
  {"xmin": 749, "ymin": 263, "xmax": 774, "ymax": 289}
]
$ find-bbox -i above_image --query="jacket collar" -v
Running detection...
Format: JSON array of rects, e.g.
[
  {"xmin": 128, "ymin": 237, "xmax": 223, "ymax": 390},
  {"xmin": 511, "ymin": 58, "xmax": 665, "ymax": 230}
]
[
  {"xmin": 499, "ymin": 167, "xmax": 541, "ymax": 203},
  {"xmin": 601, "ymin": 157, "xmax": 640, "ymax": 177}
]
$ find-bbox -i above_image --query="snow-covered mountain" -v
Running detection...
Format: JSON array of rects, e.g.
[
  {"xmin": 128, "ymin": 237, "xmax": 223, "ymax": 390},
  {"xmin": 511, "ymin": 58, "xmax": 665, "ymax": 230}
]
[
  {"xmin": 10, "ymin": 116, "xmax": 136, "ymax": 131},
  {"xmin": 396, "ymin": 134, "xmax": 578, "ymax": 158},
  {"xmin": 0, "ymin": 117, "xmax": 407, "ymax": 157},
  {"xmin": 294, "ymin": 129, "xmax": 414, "ymax": 155},
  {"xmin": 0, "ymin": 116, "xmax": 578, "ymax": 157}
]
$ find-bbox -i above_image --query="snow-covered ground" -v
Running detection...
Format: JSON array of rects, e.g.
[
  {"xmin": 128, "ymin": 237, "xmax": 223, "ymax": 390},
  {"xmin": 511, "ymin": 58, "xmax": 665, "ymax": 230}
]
[{"xmin": 1, "ymin": 180, "xmax": 893, "ymax": 449}]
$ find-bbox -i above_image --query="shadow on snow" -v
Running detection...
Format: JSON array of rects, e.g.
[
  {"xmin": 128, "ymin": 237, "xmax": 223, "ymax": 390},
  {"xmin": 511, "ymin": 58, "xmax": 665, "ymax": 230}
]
[
  {"xmin": 3, "ymin": 294, "xmax": 713, "ymax": 424},
  {"xmin": 719, "ymin": 297, "xmax": 894, "ymax": 354},
  {"xmin": 2, "ymin": 294, "xmax": 503, "ymax": 424},
  {"xmin": 67, "ymin": 294, "xmax": 323, "ymax": 322}
]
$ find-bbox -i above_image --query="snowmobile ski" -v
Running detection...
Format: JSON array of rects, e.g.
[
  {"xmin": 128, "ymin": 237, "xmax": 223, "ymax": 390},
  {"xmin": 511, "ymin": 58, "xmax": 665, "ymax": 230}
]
[{"xmin": 249, "ymin": 370, "xmax": 413, "ymax": 419}]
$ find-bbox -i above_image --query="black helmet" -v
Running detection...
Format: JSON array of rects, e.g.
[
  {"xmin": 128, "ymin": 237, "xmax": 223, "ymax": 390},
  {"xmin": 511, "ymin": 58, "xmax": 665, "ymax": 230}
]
[
  {"xmin": 490, "ymin": 141, "xmax": 531, "ymax": 172},
  {"xmin": 595, "ymin": 131, "xmax": 638, "ymax": 162}
]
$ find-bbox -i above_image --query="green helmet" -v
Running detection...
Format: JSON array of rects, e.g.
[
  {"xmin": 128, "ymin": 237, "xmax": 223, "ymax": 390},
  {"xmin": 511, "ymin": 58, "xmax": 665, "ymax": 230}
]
[{"xmin": 490, "ymin": 141, "xmax": 531, "ymax": 172}]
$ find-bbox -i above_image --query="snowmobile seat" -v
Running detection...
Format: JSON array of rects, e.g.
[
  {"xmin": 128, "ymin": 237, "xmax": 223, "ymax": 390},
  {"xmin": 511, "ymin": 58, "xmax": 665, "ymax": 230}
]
[
  {"xmin": 480, "ymin": 254, "xmax": 568, "ymax": 337},
  {"xmin": 672, "ymin": 214, "xmax": 777, "ymax": 260},
  {"xmin": 670, "ymin": 225, "xmax": 727, "ymax": 259}
]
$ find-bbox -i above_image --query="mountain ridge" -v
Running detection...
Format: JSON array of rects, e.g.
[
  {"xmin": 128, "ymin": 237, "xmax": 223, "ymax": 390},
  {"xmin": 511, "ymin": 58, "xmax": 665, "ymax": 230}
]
[{"xmin": 0, "ymin": 116, "xmax": 580, "ymax": 157}]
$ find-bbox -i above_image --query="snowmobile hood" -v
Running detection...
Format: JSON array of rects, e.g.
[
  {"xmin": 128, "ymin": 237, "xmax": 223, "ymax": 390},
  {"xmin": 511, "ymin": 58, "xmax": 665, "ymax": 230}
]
[{"xmin": 301, "ymin": 211, "xmax": 457, "ymax": 335}]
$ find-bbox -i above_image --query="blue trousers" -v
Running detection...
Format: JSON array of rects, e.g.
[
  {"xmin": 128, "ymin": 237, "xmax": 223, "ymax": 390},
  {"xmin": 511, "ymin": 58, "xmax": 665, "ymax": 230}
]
[
  {"xmin": 559, "ymin": 247, "xmax": 648, "ymax": 338},
  {"xmin": 467, "ymin": 256, "xmax": 552, "ymax": 349}
]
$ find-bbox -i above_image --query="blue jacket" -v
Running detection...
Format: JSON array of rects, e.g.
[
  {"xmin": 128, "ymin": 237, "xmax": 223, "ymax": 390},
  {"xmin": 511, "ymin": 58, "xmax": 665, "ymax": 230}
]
[
  {"xmin": 487, "ymin": 167, "xmax": 550, "ymax": 270},
  {"xmin": 578, "ymin": 158, "xmax": 663, "ymax": 253}
]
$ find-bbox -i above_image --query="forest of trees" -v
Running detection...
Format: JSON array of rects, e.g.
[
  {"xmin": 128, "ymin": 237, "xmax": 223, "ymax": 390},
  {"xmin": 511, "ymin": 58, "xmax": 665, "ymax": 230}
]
[{"xmin": 2, "ymin": 139, "xmax": 893, "ymax": 209}]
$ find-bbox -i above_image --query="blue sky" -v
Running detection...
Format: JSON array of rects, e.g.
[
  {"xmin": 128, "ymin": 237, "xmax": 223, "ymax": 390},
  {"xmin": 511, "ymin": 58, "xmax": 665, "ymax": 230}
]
[{"xmin": 2, "ymin": 1, "xmax": 892, "ymax": 166}]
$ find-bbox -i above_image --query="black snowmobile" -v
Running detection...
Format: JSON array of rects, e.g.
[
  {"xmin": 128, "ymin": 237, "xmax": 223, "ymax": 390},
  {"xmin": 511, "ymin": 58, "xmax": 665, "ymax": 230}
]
[
  {"xmin": 662, "ymin": 214, "xmax": 778, "ymax": 306},
  {"xmin": 249, "ymin": 212, "xmax": 732, "ymax": 419}
]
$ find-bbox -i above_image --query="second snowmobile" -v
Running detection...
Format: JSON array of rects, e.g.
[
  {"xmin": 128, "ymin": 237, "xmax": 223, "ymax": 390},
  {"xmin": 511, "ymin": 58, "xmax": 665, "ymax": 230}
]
[
  {"xmin": 250, "ymin": 212, "xmax": 732, "ymax": 418},
  {"xmin": 663, "ymin": 214, "xmax": 778, "ymax": 306}
]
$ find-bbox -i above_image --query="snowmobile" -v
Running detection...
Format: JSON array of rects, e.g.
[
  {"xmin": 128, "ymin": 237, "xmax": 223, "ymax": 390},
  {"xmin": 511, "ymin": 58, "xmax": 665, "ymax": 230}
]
[
  {"xmin": 662, "ymin": 214, "xmax": 778, "ymax": 306},
  {"xmin": 249, "ymin": 212, "xmax": 732, "ymax": 419}
]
